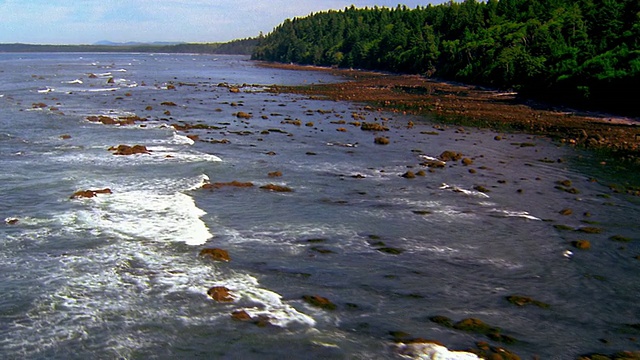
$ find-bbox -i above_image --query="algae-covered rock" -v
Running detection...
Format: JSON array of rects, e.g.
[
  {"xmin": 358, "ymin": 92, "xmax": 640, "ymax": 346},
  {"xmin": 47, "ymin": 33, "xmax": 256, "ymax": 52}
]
[
  {"xmin": 453, "ymin": 318, "xmax": 500, "ymax": 335},
  {"xmin": 429, "ymin": 315, "xmax": 453, "ymax": 328},
  {"xmin": 202, "ymin": 181, "xmax": 254, "ymax": 190},
  {"xmin": 506, "ymin": 295, "xmax": 550, "ymax": 308},
  {"xmin": 439, "ymin": 150, "xmax": 463, "ymax": 162},
  {"xmin": 70, "ymin": 188, "xmax": 113, "ymax": 199},
  {"xmin": 610, "ymin": 235, "xmax": 632, "ymax": 242},
  {"xmin": 470, "ymin": 341, "xmax": 521, "ymax": 360}
]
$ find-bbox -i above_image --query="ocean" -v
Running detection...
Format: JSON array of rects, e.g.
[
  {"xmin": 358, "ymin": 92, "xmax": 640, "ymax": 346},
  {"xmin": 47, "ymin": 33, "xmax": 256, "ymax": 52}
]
[{"xmin": 1, "ymin": 53, "xmax": 638, "ymax": 359}]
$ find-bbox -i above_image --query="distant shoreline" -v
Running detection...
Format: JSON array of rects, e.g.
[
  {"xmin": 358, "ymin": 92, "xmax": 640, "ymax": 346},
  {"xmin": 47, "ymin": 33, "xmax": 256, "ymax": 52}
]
[{"xmin": 0, "ymin": 40, "xmax": 256, "ymax": 55}]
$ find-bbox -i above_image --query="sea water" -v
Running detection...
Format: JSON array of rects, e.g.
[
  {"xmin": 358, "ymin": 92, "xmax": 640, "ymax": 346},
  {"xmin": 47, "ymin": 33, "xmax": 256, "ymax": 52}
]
[{"xmin": 1, "ymin": 53, "xmax": 638, "ymax": 359}]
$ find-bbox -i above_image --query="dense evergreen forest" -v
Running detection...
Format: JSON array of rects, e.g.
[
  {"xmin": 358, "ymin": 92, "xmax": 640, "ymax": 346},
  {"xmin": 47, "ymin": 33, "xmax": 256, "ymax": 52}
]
[{"xmin": 253, "ymin": 0, "xmax": 640, "ymax": 115}]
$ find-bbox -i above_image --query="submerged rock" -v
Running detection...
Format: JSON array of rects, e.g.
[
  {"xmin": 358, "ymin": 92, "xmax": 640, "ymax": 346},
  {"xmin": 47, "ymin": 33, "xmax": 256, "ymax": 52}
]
[
  {"xmin": 506, "ymin": 295, "xmax": 550, "ymax": 308},
  {"xmin": 360, "ymin": 122, "xmax": 389, "ymax": 131},
  {"xmin": 374, "ymin": 136, "xmax": 390, "ymax": 145},
  {"xmin": 572, "ymin": 240, "xmax": 592, "ymax": 249},
  {"xmin": 260, "ymin": 184, "xmax": 293, "ymax": 192}
]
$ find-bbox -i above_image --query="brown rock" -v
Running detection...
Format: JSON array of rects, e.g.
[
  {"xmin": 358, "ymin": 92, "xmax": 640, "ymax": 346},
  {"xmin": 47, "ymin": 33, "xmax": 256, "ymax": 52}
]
[
  {"xmin": 235, "ymin": 111, "xmax": 252, "ymax": 119},
  {"xmin": 109, "ymin": 144, "xmax": 150, "ymax": 156},
  {"xmin": 199, "ymin": 248, "xmax": 230, "ymax": 262},
  {"xmin": 207, "ymin": 286, "xmax": 234, "ymax": 302},
  {"xmin": 231, "ymin": 310, "xmax": 252, "ymax": 321},
  {"xmin": 559, "ymin": 208, "xmax": 573, "ymax": 215},
  {"xmin": 161, "ymin": 101, "xmax": 177, "ymax": 106},
  {"xmin": 439, "ymin": 150, "xmax": 463, "ymax": 162},
  {"xmin": 60, "ymin": 134, "xmax": 72, "ymax": 139},
  {"xmin": 302, "ymin": 295, "xmax": 336, "ymax": 310},
  {"xmin": 201, "ymin": 181, "xmax": 254, "ymax": 190},
  {"xmin": 572, "ymin": 240, "xmax": 591, "ymax": 249},
  {"xmin": 70, "ymin": 188, "xmax": 113, "ymax": 199},
  {"xmin": 260, "ymin": 184, "xmax": 293, "ymax": 192},
  {"xmin": 402, "ymin": 171, "xmax": 416, "ymax": 179},
  {"xmin": 361, "ymin": 122, "xmax": 389, "ymax": 131},
  {"xmin": 268, "ymin": 171, "xmax": 282, "ymax": 177},
  {"xmin": 5, "ymin": 218, "xmax": 19, "ymax": 225},
  {"xmin": 374, "ymin": 137, "xmax": 390, "ymax": 145},
  {"xmin": 461, "ymin": 158, "xmax": 474, "ymax": 166}
]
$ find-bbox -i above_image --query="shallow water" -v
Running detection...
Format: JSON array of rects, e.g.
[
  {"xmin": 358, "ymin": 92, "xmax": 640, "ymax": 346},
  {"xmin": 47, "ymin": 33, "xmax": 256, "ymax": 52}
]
[{"xmin": 0, "ymin": 53, "xmax": 638, "ymax": 359}]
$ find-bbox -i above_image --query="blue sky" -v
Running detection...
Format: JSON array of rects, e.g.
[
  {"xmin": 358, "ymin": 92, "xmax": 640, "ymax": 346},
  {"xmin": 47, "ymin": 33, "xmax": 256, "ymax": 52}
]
[{"xmin": 0, "ymin": 0, "xmax": 450, "ymax": 44}]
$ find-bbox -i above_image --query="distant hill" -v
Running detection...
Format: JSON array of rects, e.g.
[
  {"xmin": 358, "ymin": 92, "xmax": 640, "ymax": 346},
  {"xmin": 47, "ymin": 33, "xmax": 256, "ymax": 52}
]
[
  {"xmin": 0, "ymin": 38, "xmax": 258, "ymax": 55},
  {"xmin": 93, "ymin": 41, "xmax": 185, "ymax": 46}
]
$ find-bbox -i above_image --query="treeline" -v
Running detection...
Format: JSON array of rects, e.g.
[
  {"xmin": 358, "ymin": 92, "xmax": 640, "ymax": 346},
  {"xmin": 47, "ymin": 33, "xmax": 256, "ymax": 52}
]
[
  {"xmin": 0, "ymin": 37, "xmax": 258, "ymax": 55},
  {"xmin": 253, "ymin": 0, "xmax": 640, "ymax": 115}
]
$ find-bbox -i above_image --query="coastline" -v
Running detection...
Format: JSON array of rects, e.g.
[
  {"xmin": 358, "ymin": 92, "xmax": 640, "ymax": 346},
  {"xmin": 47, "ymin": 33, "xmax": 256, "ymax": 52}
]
[{"xmin": 259, "ymin": 61, "xmax": 640, "ymax": 162}]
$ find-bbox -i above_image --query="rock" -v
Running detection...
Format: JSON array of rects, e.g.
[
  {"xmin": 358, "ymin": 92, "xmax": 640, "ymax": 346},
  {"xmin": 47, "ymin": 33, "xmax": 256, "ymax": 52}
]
[
  {"xmin": 416, "ymin": 170, "xmax": 427, "ymax": 176},
  {"xmin": 5, "ymin": 217, "xmax": 19, "ymax": 225},
  {"xmin": 429, "ymin": 315, "xmax": 454, "ymax": 327},
  {"xmin": 461, "ymin": 158, "xmax": 474, "ymax": 166},
  {"xmin": 199, "ymin": 248, "xmax": 230, "ymax": 262},
  {"xmin": 109, "ymin": 144, "xmax": 150, "ymax": 156},
  {"xmin": 439, "ymin": 150, "xmax": 463, "ymax": 162},
  {"xmin": 453, "ymin": 318, "xmax": 499, "ymax": 335},
  {"xmin": 376, "ymin": 247, "xmax": 404, "ymax": 255},
  {"xmin": 473, "ymin": 185, "xmax": 490, "ymax": 193},
  {"xmin": 506, "ymin": 295, "xmax": 550, "ymax": 308},
  {"xmin": 559, "ymin": 208, "xmax": 573, "ymax": 215},
  {"xmin": 360, "ymin": 122, "xmax": 389, "ymax": 131},
  {"xmin": 302, "ymin": 295, "xmax": 336, "ymax": 310},
  {"xmin": 471, "ymin": 341, "xmax": 521, "ymax": 360},
  {"xmin": 260, "ymin": 184, "xmax": 293, "ymax": 192},
  {"xmin": 572, "ymin": 240, "xmax": 591, "ymax": 249},
  {"xmin": 70, "ymin": 188, "xmax": 112, "ymax": 199},
  {"xmin": 231, "ymin": 310, "xmax": 252, "ymax": 321},
  {"xmin": 235, "ymin": 111, "xmax": 252, "ymax": 119},
  {"xmin": 60, "ymin": 134, "xmax": 71, "ymax": 139},
  {"xmin": 268, "ymin": 171, "xmax": 282, "ymax": 177},
  {"xmin": 374, "ymin": 136, "xmax": 390, "ymax": 145},
  {"xmin": 401, "ymin": 171, "xmax": 416, "ymax": 179},
  {"xmin": 201, "ymin": 181, "xmax": 254, "ymax": 190},
  {"xmin": 207, "ymin": 286, "xmax": 234, "ymax": 302},
  {"xmin": 336, "ymin": 127, "xmax": 347, "ymax": 132},
  {"xmin": 106, "ymin": 77, "xmax": 115, "ymax": 84},
  {"xmin": 610, "ymin": 235, "xmax": 632, "ymax": 242},
  {"xmin": 577, "ymin": 227, "xmax": 602, "ymax": 234},
  {"xmin": 160, "ymin": 101, "xmax": 177, "ymax": 106}
]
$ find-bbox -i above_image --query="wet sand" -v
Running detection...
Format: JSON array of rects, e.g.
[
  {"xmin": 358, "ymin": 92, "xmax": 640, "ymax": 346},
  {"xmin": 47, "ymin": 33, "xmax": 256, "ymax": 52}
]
[{"xmin": 259, "ymin": 62, "xmax": 640, "ymax": 161}]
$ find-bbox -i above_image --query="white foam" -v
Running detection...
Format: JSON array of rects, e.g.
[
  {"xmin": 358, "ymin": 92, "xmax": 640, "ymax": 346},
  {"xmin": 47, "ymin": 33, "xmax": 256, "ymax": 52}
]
[
  {"xmin": 439, "ymin": 183, "xmax": 490, "ymax": 198},
  {"xmin": 87, "ymin": 190, "xmax": 211, "ymax": 246},
  {"xmin": 395, "ymin": 342, "xmax": 480, "ymax": 360},
  {"xmin": 63, "ymin": 79, "xmax": 83, "ymax": 84},
  {"xmin": 489, "ymin": 209, "xmax": 541, "ymax": 221},
  {"xmin": 225, "ymin": 274, "xmax": 316, "ymax": 328},
  {"xmin": 37, "ymin": 87, "xmax": 54, "ymax": 93}
]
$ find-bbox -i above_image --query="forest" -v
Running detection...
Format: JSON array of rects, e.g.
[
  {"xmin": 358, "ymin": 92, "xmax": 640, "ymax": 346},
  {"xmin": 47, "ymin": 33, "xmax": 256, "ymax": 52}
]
[{"xmin": 252, "ymin": 0, "xmax": 640, "ymax": 115}]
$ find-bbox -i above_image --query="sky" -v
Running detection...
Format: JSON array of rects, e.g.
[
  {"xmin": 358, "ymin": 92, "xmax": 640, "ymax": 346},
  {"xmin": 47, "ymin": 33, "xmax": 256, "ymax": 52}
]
[{"xmin": 0, "ymin": 0, "xmax": 450, "ymax": 45}]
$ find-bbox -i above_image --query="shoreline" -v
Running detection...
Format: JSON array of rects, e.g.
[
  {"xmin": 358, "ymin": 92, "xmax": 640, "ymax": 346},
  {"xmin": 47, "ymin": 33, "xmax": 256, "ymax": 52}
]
[{"xmin": 259, "ymin": 61, "xmax": 640, "ymax": 162}]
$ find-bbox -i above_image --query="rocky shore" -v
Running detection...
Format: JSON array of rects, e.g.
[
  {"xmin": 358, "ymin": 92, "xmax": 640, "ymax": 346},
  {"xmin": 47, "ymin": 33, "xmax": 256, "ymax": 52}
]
[{"xmin": 260, "ymin": 62, "xmax": 640, "ymax": 163}]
